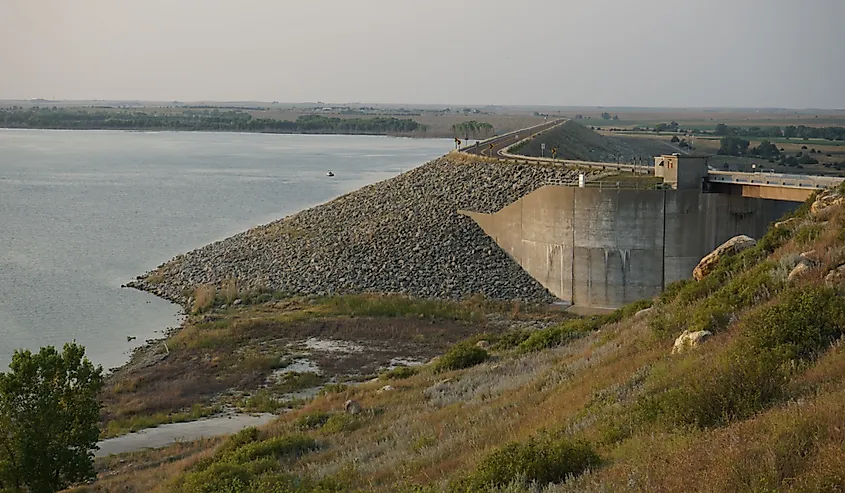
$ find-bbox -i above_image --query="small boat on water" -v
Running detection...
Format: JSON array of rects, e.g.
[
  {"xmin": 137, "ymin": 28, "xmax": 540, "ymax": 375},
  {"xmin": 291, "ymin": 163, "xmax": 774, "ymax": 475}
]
[{"xmin": 326, "ymin": 171, "xmax": 334, "ymax": 177}]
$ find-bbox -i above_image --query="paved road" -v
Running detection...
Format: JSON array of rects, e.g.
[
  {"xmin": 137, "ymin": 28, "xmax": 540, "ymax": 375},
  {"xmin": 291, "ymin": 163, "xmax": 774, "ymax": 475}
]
[
  {"xmin": 96, "ymin": 413, "xmax": 276, "ymax": 457},
  {"xmin": 461, "ymin": 120, "xmax": 564, "ymax": 158}
]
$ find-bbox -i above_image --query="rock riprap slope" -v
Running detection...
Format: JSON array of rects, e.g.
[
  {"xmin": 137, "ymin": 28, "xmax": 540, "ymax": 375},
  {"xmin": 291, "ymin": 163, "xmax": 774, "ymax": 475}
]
[{"xmin": 131, "ymin": 155, "xmax": 600, "ymax": 304}]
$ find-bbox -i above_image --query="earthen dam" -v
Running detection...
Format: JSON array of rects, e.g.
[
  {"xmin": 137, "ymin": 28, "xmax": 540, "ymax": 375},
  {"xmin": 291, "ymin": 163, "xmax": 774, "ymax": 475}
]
[{"xmin": 461, "ymin": 128, "xmax": 843, "ymax": 309}]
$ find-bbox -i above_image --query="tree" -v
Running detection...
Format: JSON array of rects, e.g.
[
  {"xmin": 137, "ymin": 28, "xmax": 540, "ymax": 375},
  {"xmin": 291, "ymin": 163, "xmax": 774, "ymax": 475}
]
[
  {"xmin": 714, "ymin": 123, "xmax": 730, "ymax": 136},
  {"xmin": 718, "ymin": 136, "xmax": 750, "ymax": 156},
  {"xmin": 749, "ymin": 140, "xmax": 780, "ymax": 159},
  {"xmin": 0, "ymin": 343, "xmax": 103, "ymax": 492}
]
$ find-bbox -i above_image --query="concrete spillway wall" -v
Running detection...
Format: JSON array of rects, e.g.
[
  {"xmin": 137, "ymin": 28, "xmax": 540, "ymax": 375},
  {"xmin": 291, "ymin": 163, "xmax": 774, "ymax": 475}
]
[{"xmin": 461, "ymin": 186, "xmax": 797, "ymax": 309}]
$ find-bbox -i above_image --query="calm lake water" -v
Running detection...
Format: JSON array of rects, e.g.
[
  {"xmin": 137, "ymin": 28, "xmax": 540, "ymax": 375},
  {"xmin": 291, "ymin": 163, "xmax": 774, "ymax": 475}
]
[{"xmin": 0, "ymin": 130, "xmax": 450, "ymax": 370}]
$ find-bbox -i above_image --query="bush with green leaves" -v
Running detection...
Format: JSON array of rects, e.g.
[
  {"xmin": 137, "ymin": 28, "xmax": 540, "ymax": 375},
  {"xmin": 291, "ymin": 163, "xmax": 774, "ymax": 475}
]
[
  {"xmin": 638, "ymin": 348, "xmax": 787, "ymax": 429},
  {"xmin": 744, "ymin": 287, "xmax": 845, "ymax": 361},
  {"xmin": 380, "ymin": 366, "xmax": 418, "ymax": 380},
  {"xmin": 321, "ymin": 413, "xmax": 362, "ymax": 434},
  {"xmin": 295, "ymin": 411, "xmax": 331, "ymax": 430},
  {"xmin": 454, "ymin": 435, "xmax": 600, "ymax": 491},
  {"xmin": 519, "ymin": 299, "xmax": 653, "ymax": 352},
  {"xmin": 434, "ymin": 343, "xmax": 489, "ymax": 372},
  {"xmin": 171, "ymin": 432, "xmax": 319, "ymax": 492},
  {"xmin": 490, "ymin": 330, "xmax": 532, "ymax": 351},
  {"xmin": 640, "ymin": 286, "xmax": 845, "ymax": 429}
]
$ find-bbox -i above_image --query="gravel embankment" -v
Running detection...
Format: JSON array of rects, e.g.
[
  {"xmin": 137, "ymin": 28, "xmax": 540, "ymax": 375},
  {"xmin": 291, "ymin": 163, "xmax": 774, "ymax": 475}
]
[{"xmin": 130, "ymin": 155, "xmax": 601, "ymax": 305}]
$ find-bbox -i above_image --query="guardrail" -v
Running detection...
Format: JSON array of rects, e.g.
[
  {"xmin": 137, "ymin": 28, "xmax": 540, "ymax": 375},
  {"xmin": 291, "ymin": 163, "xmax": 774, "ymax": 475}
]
[
  {"xmin": 499, "ymin": 152, "xmax": 653, "ymax": 174},
  {"xmin": 707, "ymin": 171, "xmax": 844, "ymax": 190},
  {"xmin": 456, "ymin": 119, "xmax": 564, "ymax": 153},
  {"xmin": 545, "ymin": 177, "xmax": 664, "ymax": 189}
]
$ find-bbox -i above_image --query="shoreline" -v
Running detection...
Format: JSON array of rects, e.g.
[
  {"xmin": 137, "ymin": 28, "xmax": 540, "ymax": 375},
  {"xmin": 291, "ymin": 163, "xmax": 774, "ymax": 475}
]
[{"xmin": 0, "ymin": 126, "xmax": 441, "ymax": 139}]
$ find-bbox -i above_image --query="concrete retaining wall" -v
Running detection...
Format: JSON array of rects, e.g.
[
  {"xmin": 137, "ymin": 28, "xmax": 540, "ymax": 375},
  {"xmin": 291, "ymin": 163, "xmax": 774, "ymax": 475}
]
[{"xmin": 462, "ymin": 186, "xmax": 796, "ymax": 309}]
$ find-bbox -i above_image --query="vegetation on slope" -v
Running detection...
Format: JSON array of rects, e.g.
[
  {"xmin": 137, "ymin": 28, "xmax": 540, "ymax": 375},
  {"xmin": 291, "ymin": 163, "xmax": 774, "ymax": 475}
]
[{"xmin": 78, "ymin": 185, "xmax": 845, "ymax": 492}]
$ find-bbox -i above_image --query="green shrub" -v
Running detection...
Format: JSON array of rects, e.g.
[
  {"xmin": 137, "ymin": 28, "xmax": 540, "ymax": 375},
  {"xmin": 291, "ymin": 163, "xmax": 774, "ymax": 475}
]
[
  {"xmin": 652, "ymin": 256, "xmax": 783, "ymax": 340},
  {"xmin": 275, "ymin": 372, "xmax": 325, "ymax": 394},
  {"xmin": 518, "ymin": 323, "xmax": 588, "ymax": 352},
  {"xmin": 744, "ymin": 287, "xmax": 845, "ymax": 361},
  {"xmin": 295, "ymin": 411, "xmax": 331, "ymax": 430},
  {"xmin": 173, "ymin": 433, "xmax": 319, "ymax": 492},
  {"xmin": 455, "ymin": 435, "xmax": 600, "ymax": 491},
  {"xmin": 490, "ymin": 330, "xmax": 532, "ymax": 351},
  {"xmin": 380, "ymin": 366, "xmax": 418, "ymax": 380},
  {"xmin": 794, "ymin": 223, "xmax": 824, "ymax": 246},
  {"xmin": 318, "ymin": 383, "xmax": 348, "ymax": 395},
  {"xmin": 640, "ymin": 286, "xmax": 845, "ymax": 430},
  {"xmin": 321, "ymin": 413, "xmax": 361, "ymax": 434},
  {"xmin": 434, "ymin": 343, "xmax": 489, "ymax": 372},
  {"xmin": 518, "ymin": 299, "xmax": 653, "ymax": 352},
  {"xmin": 686, "ymin": 261, "xmax": 781, "ymax": 334},
  {"xmin": 227, "ymin": 434, "xmax": 318, "ymax": 464},
  {"xmin": 672, "ymin": 245, "xmax": 769, "ymax": 308},
  {"xmin": 638, "ymin": 349, "xmax": 787, "ymax": 429},
  {"xmin": 216, "ymin": 427, "xmax": 260, "ymax": 456},
  {"xmin": 758, "ymin": 223, "xmax": 793, "ymax": 252},
  {"xmin": 242, "ymin": 390, "xmax": 286, "ymax": 413}
]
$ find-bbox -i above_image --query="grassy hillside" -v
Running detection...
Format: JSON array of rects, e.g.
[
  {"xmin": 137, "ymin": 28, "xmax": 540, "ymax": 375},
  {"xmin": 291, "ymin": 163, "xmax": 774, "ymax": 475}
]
[{"xmin": 75, "ymin": 185, "xmax": 845, "ymax": 492}]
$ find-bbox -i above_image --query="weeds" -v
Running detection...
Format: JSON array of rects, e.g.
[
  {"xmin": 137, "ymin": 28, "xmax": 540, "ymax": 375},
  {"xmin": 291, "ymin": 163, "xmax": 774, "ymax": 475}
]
[
  {"xmin": 520, "ymin": 299, "xmax": 652, "ymax": 352},
  {"xmin": 192, "ymin": 284, "xmax": 216, "ymax": 314},
  {"xmin": 434, "ymin": 343, "xmax": 489, "ymax": 372},
  {"xmin": 454, "ymin": 434, "xmax": 600, "ymax": 491},
  {"xmin": 380, "ymin": 366, "xmax": 418, "ymax": 380},
  {"xmin": 171, "ymin": 432, "xmax": 321, "ymax": 492},
  {"xmin": 295, "ymin": 411, "xmax": 331, "ymax": 430}
]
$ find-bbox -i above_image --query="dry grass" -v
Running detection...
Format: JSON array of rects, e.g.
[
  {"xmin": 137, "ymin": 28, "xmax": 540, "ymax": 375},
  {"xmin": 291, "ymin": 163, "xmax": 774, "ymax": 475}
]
[{"xmin": 191, "ymin": 284, "xmax": 215, "ymax": 314}]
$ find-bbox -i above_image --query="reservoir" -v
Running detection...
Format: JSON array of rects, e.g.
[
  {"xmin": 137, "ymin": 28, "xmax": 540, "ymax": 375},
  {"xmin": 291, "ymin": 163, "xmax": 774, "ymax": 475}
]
[{"xmin": 0, "ymin": 129, "xmax": 450, "ymax": 369}]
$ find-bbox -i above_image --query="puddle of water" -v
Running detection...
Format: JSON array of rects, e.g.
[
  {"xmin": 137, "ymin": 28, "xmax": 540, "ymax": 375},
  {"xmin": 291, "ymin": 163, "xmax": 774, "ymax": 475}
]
[
  {"xmin": 96, "ymin": 413, "xmax": 276, "ymax": 457},
  {"xmin": 303, "ymin": 337, "xmax": 364, "ymax": 353}
]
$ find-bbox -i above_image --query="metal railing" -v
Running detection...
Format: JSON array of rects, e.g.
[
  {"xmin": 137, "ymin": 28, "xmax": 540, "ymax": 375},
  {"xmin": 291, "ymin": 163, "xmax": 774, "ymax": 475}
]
[{"xmin": 707, "ymin": 171, "xmax": 844, "ymax": 190}]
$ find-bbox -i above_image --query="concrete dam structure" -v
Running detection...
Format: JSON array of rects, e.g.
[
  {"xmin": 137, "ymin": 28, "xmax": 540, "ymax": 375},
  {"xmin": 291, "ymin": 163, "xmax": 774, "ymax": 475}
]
[
  {"xmin": 459, "ymin": 124, "xmax": 845, "ymax": 309},
  {"xmin": 461, "ymin": 185, "xmax": 795, "ymax": 309}
]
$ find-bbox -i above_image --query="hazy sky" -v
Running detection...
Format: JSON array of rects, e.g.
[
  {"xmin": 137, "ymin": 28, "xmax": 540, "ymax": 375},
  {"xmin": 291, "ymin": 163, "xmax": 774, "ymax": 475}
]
[{"xmin": 2, "ymin": 0, "xmax": 844, "ymax": 108}]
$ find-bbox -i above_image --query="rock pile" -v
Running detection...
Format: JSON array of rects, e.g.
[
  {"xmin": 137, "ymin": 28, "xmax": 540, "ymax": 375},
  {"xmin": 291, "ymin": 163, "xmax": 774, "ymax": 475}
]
[{"xmin": 130, "ymin": 155, "xmax": 602, "ymax": 306}]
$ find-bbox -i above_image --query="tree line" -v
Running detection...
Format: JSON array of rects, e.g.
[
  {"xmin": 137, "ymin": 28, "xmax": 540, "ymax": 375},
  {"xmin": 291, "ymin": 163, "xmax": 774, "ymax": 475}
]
[
  {"xmin": 714, "ymin": 123, "xmax": 845, "ymax": 141},
  {"xmin": 0, "ymin": 107, "xmax": 427, "ymax": 135},
  {"xmin": 718, "ymin": 136, "xmax": 823, "ymax": 167},
  {"xmin": 451, "ymin": 120, "xmax": 494, "ymax": 139}
]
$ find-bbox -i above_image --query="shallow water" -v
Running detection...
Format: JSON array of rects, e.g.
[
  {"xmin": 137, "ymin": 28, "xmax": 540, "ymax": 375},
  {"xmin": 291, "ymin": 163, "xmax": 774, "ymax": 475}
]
[{"xmin": 0, "ymin": 130, "xmax": 450, "ymax": 369}]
